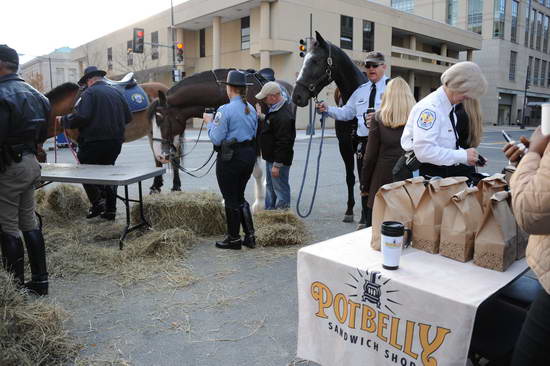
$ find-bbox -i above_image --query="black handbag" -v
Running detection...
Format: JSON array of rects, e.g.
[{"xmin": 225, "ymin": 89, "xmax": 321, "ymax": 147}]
[{"xmin": 404, "ymin": 150, "xmax": 421, "ymax": 171}]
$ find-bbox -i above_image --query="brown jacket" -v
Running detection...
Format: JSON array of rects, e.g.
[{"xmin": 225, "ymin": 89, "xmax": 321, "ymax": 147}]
[
  {"xmin": 510, "ymin": 144, "xmax": 550, "ymax": 294},
  {"xmin": 361, "ymin": 112, "xmax": 405, "ymax": 208}
]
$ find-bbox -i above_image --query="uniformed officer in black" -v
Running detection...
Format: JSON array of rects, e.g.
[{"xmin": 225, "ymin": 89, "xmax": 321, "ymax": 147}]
[
  {"xmin": 204, "ymin": 70, "xmax": 258, "ymax": 250},
  {"xmin": 58, "ymin": 66, "xmax": 132, "ymax": 220},
  {"xmin": 0, "ymin": 45, "xmax": 51, "ymax": 295}
]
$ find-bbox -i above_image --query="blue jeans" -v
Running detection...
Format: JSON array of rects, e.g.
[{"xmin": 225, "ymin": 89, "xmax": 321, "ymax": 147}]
[{"xmin": 265, "ymin": 161, "xmax": 291, "ymax": 210}]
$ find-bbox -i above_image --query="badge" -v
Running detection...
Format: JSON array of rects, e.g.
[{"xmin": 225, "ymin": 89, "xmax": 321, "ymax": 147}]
[
  {"xmin": 357, "ymin": 98, "xmax": 367, "ymax": 104},
  {"xmin": 131, "ymin": 93, "xmax": 144, "ymax": 104},
  {"xmin": 213, "ymin": 111, "xmax": 222, "ymax": 126},
  {"xmin": 417, "ymin": 109, "xmax": 436, "ymax": 130}
]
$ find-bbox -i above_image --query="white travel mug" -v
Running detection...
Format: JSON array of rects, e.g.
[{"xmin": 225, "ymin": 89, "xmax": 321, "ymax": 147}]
[
  {"xmin": 381, "ymin": 221, "xmax": 410, "ymax": 270},
  {"xmin": 541, "ymin": 103, "xmax": 550, "ymax": 136}
]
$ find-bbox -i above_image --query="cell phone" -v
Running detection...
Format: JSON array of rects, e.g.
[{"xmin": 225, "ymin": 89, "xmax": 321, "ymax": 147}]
[
  {"xmin": 502, "ymin": 130, "xmax": 512, "ymax": 143},
  {"xmin": 204, "ymin": 107, "xmax": 216, "ymax": 114},
  {"xmin": 477, "ymin": 154, "xmax": 487, "ymax": 167},
  {"xmin": 366, "ymin": 108, "xmax": 375, "ymax": 114}
]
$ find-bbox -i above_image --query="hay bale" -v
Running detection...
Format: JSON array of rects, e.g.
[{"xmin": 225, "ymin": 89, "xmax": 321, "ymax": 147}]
[
  {"xmin": 254, "ymin": 210, "xmax": 309, "ymax": 247},
  {"xmin": 131, "ymin": 228, "xmax": 196, "ymax": 258},
  {"xmin": 34, "ymin": 189, "xmax": 46, "ymax": 207},
  {"xmin": 0, "ymin": 271, "xmax": 80, "ymax": 366},
  {"xmin": 41, "ymin": 184, "xmax": 88, "ymax": 220},
  {"xmin": 132, "ymin": 191, "xmax": 225, "ymax": 236}
]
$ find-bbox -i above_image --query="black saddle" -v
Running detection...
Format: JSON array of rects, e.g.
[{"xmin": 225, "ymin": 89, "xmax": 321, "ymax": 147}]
[
  {"xmin": 104, "ymin": 72, "xmax": 137, "ymax": 89},
  {"xmin": 240, "ymin": 68, "xmax": 276, "ymax": 85}
]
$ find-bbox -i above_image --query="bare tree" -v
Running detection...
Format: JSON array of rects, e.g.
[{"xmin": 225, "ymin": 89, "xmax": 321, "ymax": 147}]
[{"xmin": 28, "ymin": 73, "xmax": 45, "ymax": 92}]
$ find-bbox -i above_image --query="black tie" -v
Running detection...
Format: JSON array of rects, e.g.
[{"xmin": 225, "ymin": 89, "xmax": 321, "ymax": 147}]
[
  {"xmin": 449, "ymin": 108, "xmax": 459, "ymax": 149},
  {"xmin": 368, "ymin": 83, "xmax": 376, "ymax": 109}
]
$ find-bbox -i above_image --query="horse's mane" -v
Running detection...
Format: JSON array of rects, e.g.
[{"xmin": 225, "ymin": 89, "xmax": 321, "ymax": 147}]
[
  {"xmin": 168, "ymin": 68, "xmax": 234, "ymax": 95},
  {"xmin": 45, "ymin": 82, "xmax": 80, "ymax": 104}
]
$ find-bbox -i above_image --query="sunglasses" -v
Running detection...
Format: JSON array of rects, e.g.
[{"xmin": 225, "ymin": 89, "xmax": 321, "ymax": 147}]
[{"xmin": 365, "ymin": 63, "xmax": 383, "ymax": 69}]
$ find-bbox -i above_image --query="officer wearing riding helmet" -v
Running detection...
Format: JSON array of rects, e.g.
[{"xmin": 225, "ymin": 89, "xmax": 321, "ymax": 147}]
[
  {"xmin": 204, "ymin": 70, "xmax": 257, "ymax": 250},
  {"xmin": 0, "ymin": 44, "xmax": 50, "ymax": 295},
  {"xmin": 316, "ymin": 51, "xmax": 390, "ymax": 230}
]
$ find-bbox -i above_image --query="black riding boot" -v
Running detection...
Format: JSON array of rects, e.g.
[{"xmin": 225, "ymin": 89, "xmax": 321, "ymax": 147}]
[
  {"xmin": 240, "ymin": 201, "xmax": 256, "ymax": 249},
  {"xmin": 216, "ymin": 207, "xmax": 242, "ymax": 250},
  {"xmin": 357, "ymin": 196, "xmax": 369, "ymax": 230},
  {"xmin": 23, "ymin": 229, "xmax": 49, "ymax": 296},
  {"xmin": 1, "ymin": 232, "xmax": 25, "ymax": 286}
]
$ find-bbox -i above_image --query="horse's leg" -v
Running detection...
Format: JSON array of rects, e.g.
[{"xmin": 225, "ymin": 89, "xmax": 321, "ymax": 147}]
[
  {"xmin": 335, "ymin": 121, "xmax": 356, "ymax": 222},
  {"xmin": 171, "ymin": 133, "xmax": 182, "ymax": 191},
  {"xmin": 251, "ymin": 157, "xmax": 265, "ymax": 213},
  {"xmin": 148, "ymin": 133, "xmax": 163, "ymax": 194}
]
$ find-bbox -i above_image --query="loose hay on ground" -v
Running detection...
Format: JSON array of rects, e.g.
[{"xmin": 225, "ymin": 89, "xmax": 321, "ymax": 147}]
[
  {"xmin": 253, "ymin": 210, "xmax": 309, "ymax": 247},
  {"xmin": 0, "ymin": 271, "xmax": 80, "ymax": 366},
  {"xmin": 40, "ymin": 184, "xmax": 88, "ymax": 220},
  {"xmin": 131, "ymin": 191, "xmax": 225, "ymax": 236}
]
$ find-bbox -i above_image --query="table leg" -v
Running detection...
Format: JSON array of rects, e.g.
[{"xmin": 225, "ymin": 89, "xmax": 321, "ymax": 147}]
[{"xmin": 118, "ymin": 181, "xmax": 152, "ymax": 250}]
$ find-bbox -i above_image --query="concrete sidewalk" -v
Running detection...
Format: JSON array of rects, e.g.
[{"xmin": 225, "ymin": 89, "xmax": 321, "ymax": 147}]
[{"xmin": 183, "ymin": 127, "xmax": 337, "ymax": 142}]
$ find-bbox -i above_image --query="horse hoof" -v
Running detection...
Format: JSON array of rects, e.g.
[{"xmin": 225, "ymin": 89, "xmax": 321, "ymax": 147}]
[
  {"xmin": 171, "ymin": 187, "xmax": 181, "ymax": 192},
  {"xmin": 342, "ymin": 214, "xmax": 354, "ymax": 223},
  {"xmin": 356, "ymin": 224, "xmax": 367, "ymax": 231},
  {"xmin": 149, "ymin": 188, "xmax": 161, "ymax": 195}
]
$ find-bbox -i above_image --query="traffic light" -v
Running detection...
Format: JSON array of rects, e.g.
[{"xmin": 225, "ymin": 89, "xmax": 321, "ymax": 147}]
[
  {"xmin": 299, "ymin": 39, "xmax": 307, "ymax": 57},
  {"xmin": 176, "ymin": 43, "xmax": 184, "ymax": 63},
  {"xmin": 133, "ymin": 28, "xmax": 145, "ymax": 53}
]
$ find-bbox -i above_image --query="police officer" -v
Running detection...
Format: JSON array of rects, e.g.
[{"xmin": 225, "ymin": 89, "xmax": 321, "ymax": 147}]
[
  {"xmin": 401, "ymin": 62, "xmax": 488, "ymax": 177},
  {"xmin": 0, "ymin": 45, "xmax": 50, "ymax": 295},
  {"xmin": 204, "ymin": 70, "xmax": 258, "ymax": 250},
  {"xmin": 316, "ymin": 51, "xmax": 390, "ymax": 229},
  {"xmin": 58, "ymin": 66, "xmax": 132, "ymax": 220}
]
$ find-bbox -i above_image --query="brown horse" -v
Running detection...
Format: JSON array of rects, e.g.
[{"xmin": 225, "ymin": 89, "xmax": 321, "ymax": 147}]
[
  {"xmin": 149, "ymin": 68, "xmax": 296, "ymax": 212},
  {"xmin": 44, "ymin": 81, "xmax": 177, "ymax": 193}
]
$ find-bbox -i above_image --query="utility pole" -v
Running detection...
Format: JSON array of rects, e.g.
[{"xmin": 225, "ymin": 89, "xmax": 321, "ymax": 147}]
[
  {"xmin": 521, "ymin": 63, "xmax": 530, "ymax": 129},
  {"xmin": 47, "ymin": 56, "xmax": 53, "ymax": 89},
  {"xmin": 170, "ymin": 0, "xmax": 178, "ymax": 82},
  {"xmin": 307, "ymin": 13, "xmax": 314, "ymax": 136}
]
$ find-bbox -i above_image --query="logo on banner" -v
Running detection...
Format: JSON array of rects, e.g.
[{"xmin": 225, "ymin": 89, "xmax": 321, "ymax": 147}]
[{"xmin": 310, "ymin": 268, "xmax": 451, "ymax": 366}]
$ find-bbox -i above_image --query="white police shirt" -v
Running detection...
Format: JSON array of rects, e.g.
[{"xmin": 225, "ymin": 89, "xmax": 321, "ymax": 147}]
[
  {"xmin": 327, "ymin": 75, "xmax": 389, "ymax": 137},
  {"xmin": 401, "ymin": 86, "xmax": 468, "ymax": 166}
]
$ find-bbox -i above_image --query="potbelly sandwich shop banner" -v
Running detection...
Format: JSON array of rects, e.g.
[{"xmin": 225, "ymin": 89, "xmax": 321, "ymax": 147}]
[{"xmin": 296, "ymin": 231, "xmax": 527, "ymax": 366}]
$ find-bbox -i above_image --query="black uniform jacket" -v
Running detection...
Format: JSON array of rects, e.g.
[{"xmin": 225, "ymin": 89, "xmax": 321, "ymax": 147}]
[
  {"xmin": 260, "ymin": 101, "xmax": 296, "ymax": 166},
  {"xmin": 0, "ymin": 74, "xmax": 50, "ymax": 147},
  {"xmin": 62, "ymin": 80, "xmax": 132, "ymax": 144}
]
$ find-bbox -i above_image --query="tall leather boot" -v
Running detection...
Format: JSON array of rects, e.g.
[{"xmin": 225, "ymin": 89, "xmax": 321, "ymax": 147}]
[
  {"xmin": 216, "ymin": 206, "xmax": 242, "ymax": 250},
  {"xmin": 356, "ymin": 195, "xmax": 369, "ymax": 230},
  {"xmin": 23, "ymin": 229, "xmax": 49, "ymax": 296},
  {"xmin": 1, "ymin": 232, "xmax": 25, "ymax": 286},
  {"xmin": 240, "ymin": 201, "xmax": 256, "ymax": 249}
]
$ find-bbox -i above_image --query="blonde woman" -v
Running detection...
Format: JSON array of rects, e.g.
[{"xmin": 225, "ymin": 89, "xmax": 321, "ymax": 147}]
[{"xmin": 359, "ymin": 77, "xmax": 416, "ymax": 228}]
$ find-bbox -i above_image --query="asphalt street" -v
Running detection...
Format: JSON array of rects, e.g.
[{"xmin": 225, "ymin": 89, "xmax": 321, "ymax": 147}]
[{"xmin": 42, "ymin": 126, "xmax": 534, "ymax": 365}]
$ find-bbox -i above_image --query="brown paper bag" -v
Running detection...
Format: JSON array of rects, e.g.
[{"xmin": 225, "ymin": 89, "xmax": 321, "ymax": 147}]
[
  {"xmin": 440, "ymin": 187, "xmax": 483, "ymax": 262},
  {"xmin": 371, "ymin": 181, "xmax": 415, "ymax": 251},
  {"xmin": 412, "ymin": 177, "xmax": 469, "ymax": 253},
  {"xmin": 476, "ymin": 174, "xmax": 507, "ymax": 212},
  {"xmin": 474, "ymin": 191, "xmax": 517, "ymax": 272},
  {"xmin": 403, "ymin": 176, "xmax": 426, "ymax": 209},
  {"xmin": 502, "ymin": 165, "xmax": 516, "ymax": 186}
]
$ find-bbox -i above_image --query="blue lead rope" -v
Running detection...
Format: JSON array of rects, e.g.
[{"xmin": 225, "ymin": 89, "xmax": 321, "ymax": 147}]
[{"xmin": 295, "ymin": 109, "xmax": 327, "ymax": 218}]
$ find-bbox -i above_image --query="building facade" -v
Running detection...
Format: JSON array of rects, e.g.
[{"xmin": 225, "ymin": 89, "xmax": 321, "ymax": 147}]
[
  {"xmin": 382, "ymin": 0, "xmax": 550, "ymax": 125},
  {"xmin": 20, "ymin": 47, "xmax": 79, "ymax": 93},
  {"xmin": 70, "ymin": 0, "xmax": 481, "ymax": 128}
]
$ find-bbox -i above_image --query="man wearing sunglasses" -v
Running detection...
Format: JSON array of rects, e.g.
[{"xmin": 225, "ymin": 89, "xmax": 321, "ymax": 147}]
[{"xmin": 316, "ymin": 51, "xmax": 389, "ymax": 230}]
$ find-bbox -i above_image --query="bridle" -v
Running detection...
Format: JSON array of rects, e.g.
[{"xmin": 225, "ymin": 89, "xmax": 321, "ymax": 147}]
[{"xmin": 295, "ymin": 42, "xmax": 334, "ymax": 102}]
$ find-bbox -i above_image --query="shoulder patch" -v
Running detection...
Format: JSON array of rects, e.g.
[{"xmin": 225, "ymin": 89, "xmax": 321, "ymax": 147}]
[
  {"xmin": 417, "ymin": 109, "xmax": 436, "ymax": 130},
  {"xmin": 213, "ymin": 111, "xmax": 222, "ymax": 125}
]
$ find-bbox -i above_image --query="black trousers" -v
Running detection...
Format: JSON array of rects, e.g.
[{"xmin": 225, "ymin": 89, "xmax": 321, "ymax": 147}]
[
  {"xmin": 511, "ymin": 288, "xmax": 550, "ymax": 364},
  {"xmin": 77, "ymin": 140, "xmax": 122, "ymax": 212},
  {"xmin": 216, "ymin": 145, "xmax": 256, "ymax": 209},
  {"xmin": 419, "ymin": 163, "xmax": 475, "ymax": 179}
]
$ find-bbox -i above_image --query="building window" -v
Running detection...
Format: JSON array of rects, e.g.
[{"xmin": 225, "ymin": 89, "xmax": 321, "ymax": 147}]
[
  {"xmin": 534, "ymin": 58, "xmax": 540, "ymax": 86},
  {"xmin": 241, "ymin": 16, "xmax": 250, "ymax": 50},
  {"xmin": 511, "ymin": 0, "xmax": 518, "ymax": 43},
  {"xmin": 537, "ymin": 12, "xmax": 543, "ymax": 50},
  {"xmin": 68, "ymin": 68, "xmax": 77, "ymax": 82},
  {"xmin": 493, "ymin": 0, "xmax": 506, "ymax": 38},
  {"xmin": 107, "ymin": 47, "xmax": 113, "ymax": 71},
  {"xmin": 340, "ymin": 15, "xmax": 353, "ymax": 50},
  {"xmin": 542, "ymin": 61, "xmax": 547, "ymax": 86},
  {"xmin": 447, "ymin": 0, "xmax": 458, "ymax": 25},
  {"xmin": 531, "ymin": 9, "xmax": 536, "ymax": 48},
  {"xmin": 127, "ymin": 40, "xmax": 133, "ymax": 66},
  {"xmin": 509, "ymin": 51, "xmax": 517, "ymax": 81},
  {"xmin": 199, "ymin": 28, "xmax": 205, "ymax": 58},
  {"xmin": 547, "ymin": 64, "xmax": 550, "ymax": 86},
  {"xmin": 468, "ymin": 0, "xmax": 483, "ymax": 34},
  {"xmin": 544, "ymin": 16, "xmax": 549, "ymax": 52},
  {"xmin": 151, "ymin": 31, "xmax": 159, "ymax": 60},
  {"xmin": 525, "ymin": 4, "xmax": 531, "ymax": 46},
  {"xmin": 55, "ymin": 68, "xmax": 64, "ymax": 85},
  {"xmin": 529, "ymin": 56, "xmax": 533, "ymax": 85},
  {"xmin": 392, "ymin": 0, "xmax": 415, "ymax": 12},
  {"xmin": 362, "ymin": 20, "xmax": 375, "ymax": 52}
]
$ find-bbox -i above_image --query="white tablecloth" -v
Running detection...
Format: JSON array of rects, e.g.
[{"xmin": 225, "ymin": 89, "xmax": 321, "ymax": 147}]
[{"xmin": 297, "ymin": 228, "xmax": 528, "ymax": 366}]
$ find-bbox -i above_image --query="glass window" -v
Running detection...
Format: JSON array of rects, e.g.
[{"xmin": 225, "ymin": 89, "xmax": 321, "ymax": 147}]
[
  {"xmin": 531, "ymin": 9, "xmax": 536, "ymax": 48},
  {"xmin": 509, "ymin": 51, "xmax": 517, "ymax": 81},
  {"xmin": 468, "ymin": 0, "xmax": 483, "ymax": 34},
  {"xmin": 68, "ymin": 68, "xmax": 77, "ymax": 82},
  {"xmin": 340, "ymin": 15, "xmax": 353, "ymax": 50},
  {"xmin": 363, "ymin": 20, "xmax": 375, "ymax": 52},
  {"xmin": 547, "ymin": 63, "xmax": 550, "ymax": 86},
  {"xmin": 493, "ymin": 0, "xmax": 506, "ymax": 38},
  {"xmin": 537, "ymin": 12, "xmax": 543, "ymax": 50},
  {"xmin": 241, "ymin": 16, "xmax": 250, "ymax": 50},
  {"xmin": 545, "ymin": 16, "xmax": 550, "ymax": 53},
  {"xmin": 127, "ymin": 40, "xmax": 133, "ymax": 66},
  {"xmin": 392, "ymin": 0, "xmax": 415, "ymax": 12},
  {"xmin": 447, "ymin": 0, "xmax": 458, "ymax": 25},
  {"xmin": 199, "ymin": 28, "xmax": 205, "ymax": 58},
  {"xmin": 542, "ymin": 61, "xmax": 547, "ymax": 86},
  {"xmin": 151, "ymin": 31, "xmax": 159, "ymax": 60},
  {"xmin": 525, "ymin": 4, "xmax": 530, "ymax": 46},
  {"xmin": 55, "ymin": 68, "xmax": 64, "ymax": 85},
  {"xmin": 511, "ymin": 0, "xmax": 519, "ymax": 43},
  {"xmin": 107, "ymin": 47, "xmax": 113, "ymax": 71},
  {"xmin": 535, "ymin": 58, "xmax": 540, "ymax": 85}
]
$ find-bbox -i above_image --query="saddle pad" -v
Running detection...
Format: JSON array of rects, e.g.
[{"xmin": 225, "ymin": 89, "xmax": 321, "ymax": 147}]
[{"xmin": 112, "ymin": 84, "xmax": 149, "ymax": 113}]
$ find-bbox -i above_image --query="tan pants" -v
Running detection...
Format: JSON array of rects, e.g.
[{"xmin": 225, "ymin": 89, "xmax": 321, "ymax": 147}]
[{"xmin": 0, "ymin": 154, "xmax": 40, "ymax": 236}]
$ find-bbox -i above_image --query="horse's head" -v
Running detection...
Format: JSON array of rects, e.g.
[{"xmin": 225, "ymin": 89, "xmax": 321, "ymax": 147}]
[{"xmin": 292, "ymin": 31, "xmax": 335, "ymax": 107}]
